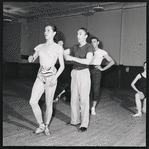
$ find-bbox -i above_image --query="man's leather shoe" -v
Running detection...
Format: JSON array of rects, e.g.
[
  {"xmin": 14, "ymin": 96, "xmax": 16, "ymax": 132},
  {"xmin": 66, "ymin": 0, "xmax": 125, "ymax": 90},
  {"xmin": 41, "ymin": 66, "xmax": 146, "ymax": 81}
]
[
  {"xmin": 66, "ymin": 122, "xmax": 80, "ymax": 126},
  {"xmin": 78, "ymin": 127, "xmax": 87, "ymax": 132}
]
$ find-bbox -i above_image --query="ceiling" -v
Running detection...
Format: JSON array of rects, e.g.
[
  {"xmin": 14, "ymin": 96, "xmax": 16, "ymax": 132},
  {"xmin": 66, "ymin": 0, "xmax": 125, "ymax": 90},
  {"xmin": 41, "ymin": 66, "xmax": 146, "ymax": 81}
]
[{"xmin": 3, "ymin": 2, "xmax": 146, "ymax": 22}]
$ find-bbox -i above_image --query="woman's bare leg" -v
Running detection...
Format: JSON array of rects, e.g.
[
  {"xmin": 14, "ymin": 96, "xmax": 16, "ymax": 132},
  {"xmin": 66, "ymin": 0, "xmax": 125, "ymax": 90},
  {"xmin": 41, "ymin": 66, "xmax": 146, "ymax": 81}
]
[
  {"xmin": 44, "ymin": 79, "xmax": 57, "ymax": 135},
  {"xmin": 29, "ymin": 78, "xmax": 45, "ymax": 124},
  {"xmin": 133, "ymin": 93, "xmax": 144, "ymax": 117}
]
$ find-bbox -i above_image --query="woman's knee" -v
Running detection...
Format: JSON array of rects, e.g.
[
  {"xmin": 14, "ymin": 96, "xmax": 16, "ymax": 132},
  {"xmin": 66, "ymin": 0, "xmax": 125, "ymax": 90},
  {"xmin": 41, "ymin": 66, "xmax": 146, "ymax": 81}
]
[
  {"xmin": 135, "ymin": 93, "xmax": 140, "ymax": 99},
  {"xmin": 29, "ymin": 99, "xmax": 38, "ymax": 106}
]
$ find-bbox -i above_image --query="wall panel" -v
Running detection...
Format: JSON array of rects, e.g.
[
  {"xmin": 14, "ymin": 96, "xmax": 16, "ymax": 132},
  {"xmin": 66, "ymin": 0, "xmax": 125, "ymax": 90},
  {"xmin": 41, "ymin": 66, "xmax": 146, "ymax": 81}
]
[
  {"xmin": 27, "ymin": 21, "xmax": 40, "ymax": 63},
  {"xmin": 120, "ymin": 7, "xmax": 146, "ymax": 66},
  {"xmin": 3, "ymin": 23, "xmax": 21, "ymax": 62},
  {"xmin": 88, "ymin": 10, "xmax": 122, "ymax": 65}
]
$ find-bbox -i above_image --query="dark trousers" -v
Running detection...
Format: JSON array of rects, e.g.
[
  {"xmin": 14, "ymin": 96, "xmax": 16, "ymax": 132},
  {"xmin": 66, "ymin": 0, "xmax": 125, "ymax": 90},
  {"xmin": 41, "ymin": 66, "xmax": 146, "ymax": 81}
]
[{"xmin": 90, "ymin": 66, "xmax": 102, "ymax": 102}]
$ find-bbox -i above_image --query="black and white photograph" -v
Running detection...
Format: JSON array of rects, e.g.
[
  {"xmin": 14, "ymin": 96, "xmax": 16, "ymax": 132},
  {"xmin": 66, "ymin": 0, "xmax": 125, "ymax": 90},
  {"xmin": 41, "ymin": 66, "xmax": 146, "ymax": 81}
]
[{"xmin": 3, "ymin": 2, "xmax": 146, "ymax": 146}]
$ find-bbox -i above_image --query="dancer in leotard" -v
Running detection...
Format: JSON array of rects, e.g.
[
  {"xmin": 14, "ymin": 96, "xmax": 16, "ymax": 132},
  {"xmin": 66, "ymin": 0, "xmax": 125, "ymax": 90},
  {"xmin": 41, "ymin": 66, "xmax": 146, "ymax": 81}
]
[
  {"xmin": 28, "ymin": 24, "xmax": 64, "ymax": 135},
  {"xmin": 131, "ymin": 62, "xmax": 146, "ymax": 117}
]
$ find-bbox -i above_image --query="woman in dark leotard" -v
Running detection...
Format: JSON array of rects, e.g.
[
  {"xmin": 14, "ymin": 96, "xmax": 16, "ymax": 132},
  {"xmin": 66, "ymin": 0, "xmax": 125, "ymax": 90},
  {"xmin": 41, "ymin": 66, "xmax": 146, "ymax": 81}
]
[{"xmin": 131, "ymin": 62, "xmax": 146, "ymax": 117}]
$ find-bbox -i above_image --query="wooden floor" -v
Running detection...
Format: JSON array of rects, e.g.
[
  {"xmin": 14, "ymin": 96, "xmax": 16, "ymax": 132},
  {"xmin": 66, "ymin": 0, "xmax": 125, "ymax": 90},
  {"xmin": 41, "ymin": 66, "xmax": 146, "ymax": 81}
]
[{"xmin": 3, "ymin": 79, "xmax": 146, "ymax": 146}]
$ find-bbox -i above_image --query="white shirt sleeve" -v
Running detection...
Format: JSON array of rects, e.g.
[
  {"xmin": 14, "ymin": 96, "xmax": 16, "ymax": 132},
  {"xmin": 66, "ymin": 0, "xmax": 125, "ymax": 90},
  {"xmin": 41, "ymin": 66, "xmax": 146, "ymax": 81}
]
[{"xmin": 34, "ymin": 44, "xmax": 42, "ymax": 52}]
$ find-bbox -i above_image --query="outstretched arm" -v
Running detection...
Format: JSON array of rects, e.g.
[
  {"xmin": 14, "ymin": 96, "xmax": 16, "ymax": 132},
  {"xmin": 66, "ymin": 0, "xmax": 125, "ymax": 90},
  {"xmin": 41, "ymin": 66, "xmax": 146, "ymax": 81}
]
[{"xmin": 65, "ymin": 52, "xmax": 93, "ymax": 65}]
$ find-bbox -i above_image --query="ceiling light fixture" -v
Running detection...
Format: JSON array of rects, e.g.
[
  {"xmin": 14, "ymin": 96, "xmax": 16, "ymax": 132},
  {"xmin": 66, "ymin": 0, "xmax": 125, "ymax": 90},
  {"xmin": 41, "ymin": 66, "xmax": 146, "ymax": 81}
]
[
  {"xmin": 82, "ymin": 3, "xmax": 104, "ymax": 16},
  {"xmin": 93, "ymin": 4, "xmax": 104, "ymax": 12}
]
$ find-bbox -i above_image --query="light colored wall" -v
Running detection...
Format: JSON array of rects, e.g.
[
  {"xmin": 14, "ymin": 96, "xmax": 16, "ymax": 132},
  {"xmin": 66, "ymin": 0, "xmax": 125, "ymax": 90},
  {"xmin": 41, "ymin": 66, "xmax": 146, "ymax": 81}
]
[
  {"xmin": 120, "ymin": 7, "xmax": 146, "ymax": 66},
  {"xmin": 28, "ymin": 5, "xmax": 147, "ymax": 66},
  {"xmin": 88, "ymin": 9, "xmax": 122, "ymax": 65},
  {"xmin": 3, "ymin": 4, "xmax": 146, "ymax": 66},
  {"xmin": 38, "ymin": 15, "xmax": 87, "ymax": 47}
]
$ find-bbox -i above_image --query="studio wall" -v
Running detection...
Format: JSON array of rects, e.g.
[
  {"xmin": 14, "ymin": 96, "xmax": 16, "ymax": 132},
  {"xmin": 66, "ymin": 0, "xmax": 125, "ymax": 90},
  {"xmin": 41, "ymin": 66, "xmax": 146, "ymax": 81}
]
[
  {"xmin": 28, "ymin": 5, "xmax": 147, "ymax": 66},
  {"xmin": 3, "ymin": 4, "xmax": 146, "ymax": 88},
  {"xmin": 3, "ymin": 4, "xmax": 146, "ymax": 66},
  {"xmin": 38, "ymin": 15, "xmax": 87, "ymax": 47},
  {"xmin": 88, "ymin": 9, "xmax": 122, "ymax": 65},
  {"xmin": 120, "ymin": 7, "xmax": 146, "ymax": 66}
]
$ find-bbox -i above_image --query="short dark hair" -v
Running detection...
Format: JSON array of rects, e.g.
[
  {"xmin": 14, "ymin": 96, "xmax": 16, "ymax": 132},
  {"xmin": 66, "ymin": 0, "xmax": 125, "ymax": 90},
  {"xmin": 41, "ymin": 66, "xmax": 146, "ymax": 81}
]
[
  {"xmin": 78, "ymin": 27, "xmax": 89, "ymax": 36},
  {"xmin": 55, "ymin": 31, "xmax": 65, "ymax": 43},
  {"xmin": 90, "ymin": 36, "xmax": 102, "ymax": 48},
  {"xmin": 45, "ymin": 23, "xmax": 57, "ymax": 32},
  {"xmin": 91, "ymin": 36, "xmax": 100, "ymax": 42}
]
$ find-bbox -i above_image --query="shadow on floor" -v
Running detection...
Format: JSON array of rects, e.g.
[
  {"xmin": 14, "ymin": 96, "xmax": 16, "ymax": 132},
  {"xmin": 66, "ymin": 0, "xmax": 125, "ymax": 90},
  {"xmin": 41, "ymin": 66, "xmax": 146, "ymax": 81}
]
[
  {"xmin": 3, "ymin": 101, "xmax": 38, "ymax": 131},
  {"xmin": 109, "ymin": 88, "xmax": 136, "ymax": 114},
  {"xmin": 39, "ymin": 100, "xmax": 70, "ymax": 125}
]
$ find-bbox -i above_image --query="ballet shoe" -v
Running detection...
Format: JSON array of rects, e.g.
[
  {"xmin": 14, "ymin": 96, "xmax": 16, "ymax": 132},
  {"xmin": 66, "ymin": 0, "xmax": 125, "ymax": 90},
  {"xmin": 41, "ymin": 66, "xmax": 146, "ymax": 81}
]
[
  {"xmin": 91, "ymin": 107, "xmax": 96, "ymax": 115},
  {"xmin": 44, "ymin": 127, "xmax": 51, "ymax": 136},
  {"xmin": 132, "ymin": 113, "xmax": 142, "ymax": 117},
  {"xmin": 34, "ymin": 123, "xmax": 45, "ymax": 134}
]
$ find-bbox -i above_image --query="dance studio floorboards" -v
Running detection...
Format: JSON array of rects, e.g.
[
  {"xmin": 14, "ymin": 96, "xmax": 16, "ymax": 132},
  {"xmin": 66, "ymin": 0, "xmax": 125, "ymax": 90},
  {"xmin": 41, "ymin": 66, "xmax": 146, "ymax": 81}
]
[{"xmin": 3, "ymin": 79, "xmax": 146, "ymax": 146}]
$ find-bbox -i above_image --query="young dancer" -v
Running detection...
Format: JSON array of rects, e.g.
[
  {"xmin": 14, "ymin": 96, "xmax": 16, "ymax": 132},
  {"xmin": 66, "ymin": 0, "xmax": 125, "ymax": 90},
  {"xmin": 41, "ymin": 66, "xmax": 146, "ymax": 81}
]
[
  {"xmin": 28, "ymin": 24, "xmax": 64, "ymax": 135},
  {"xmin": 64, "ymin": 28, "xmax": 94, "ymax": 132},
  {"xmin": 131, "ymin": 62, "xmax": 146, "ymax": 117},
  {"xmin": 90, "ymin": 37, "xmax": 115, "ymax": 115}
]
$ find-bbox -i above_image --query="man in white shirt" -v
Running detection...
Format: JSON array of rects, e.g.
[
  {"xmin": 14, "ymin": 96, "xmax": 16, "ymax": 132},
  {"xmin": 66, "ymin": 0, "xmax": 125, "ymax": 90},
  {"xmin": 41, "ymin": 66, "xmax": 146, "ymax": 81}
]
[{"xmin": 90, "ymin": 37, "xmax": 115, "ymax": 115}]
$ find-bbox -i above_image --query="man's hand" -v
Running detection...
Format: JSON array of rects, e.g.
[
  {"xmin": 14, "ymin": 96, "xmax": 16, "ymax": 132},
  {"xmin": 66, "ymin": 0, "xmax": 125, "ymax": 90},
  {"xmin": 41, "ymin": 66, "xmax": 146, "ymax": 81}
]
[
  {"xmin": 64, "ymin": 55, "xmax": 74, "ymax": 61},
  {"xmin": 95, "ymin": 65, "xmax": 104, "ymax": 71}
]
